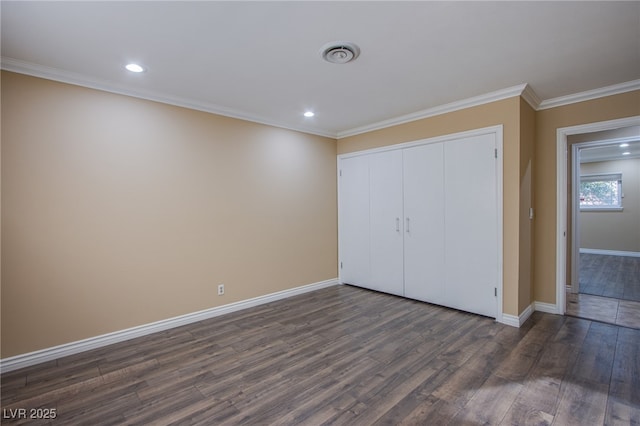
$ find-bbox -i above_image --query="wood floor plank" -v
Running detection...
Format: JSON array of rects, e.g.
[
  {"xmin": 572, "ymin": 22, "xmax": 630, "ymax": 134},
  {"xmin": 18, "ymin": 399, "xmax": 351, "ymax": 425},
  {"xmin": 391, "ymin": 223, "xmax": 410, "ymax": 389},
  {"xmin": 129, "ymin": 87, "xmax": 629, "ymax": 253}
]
[
  {"xmin": 580, "ymin": 253, "xmax": 640, "ymax": 302},
  {"xmin": 0, "ymin": 285, "xmax": 632, "ymax": 425},
  {"xmin": 552, "ymin": 321, "xmax": 618, "ymax": 426},
  {"xmin": 605, "ymin": 326, "xmax": 640, "ymax": 425},
  {"xmin": 501, "ymin": 339, "xmax": 579, "ymax": 421},
  {"xmin": 605, "ymin": 396, "xmax": 640, "ymax": 426},
  {"xmin": 553, "ymin": 381, "xmax": 609, "ymax": 426},
  {"xmin": 394, "ymin": 395, "xmax": 462, "ymax": 426},
  {"xmin": 499, "ymin": 400, "xmax": 555, "ymax": 426},
  {"xmin": 494, "ymin": 313, "xmax": 565, "ymax": 382},
  {"xmin": 568, "ymin": 321, "xmax": 618, "ymax": 386},
  {"xmin": 450, "ymin": 374, "xmax": 523, "ymax": 425},
  {"xmin": 323, "ymin": 364, "xmax": 443, "ymax": 426}
]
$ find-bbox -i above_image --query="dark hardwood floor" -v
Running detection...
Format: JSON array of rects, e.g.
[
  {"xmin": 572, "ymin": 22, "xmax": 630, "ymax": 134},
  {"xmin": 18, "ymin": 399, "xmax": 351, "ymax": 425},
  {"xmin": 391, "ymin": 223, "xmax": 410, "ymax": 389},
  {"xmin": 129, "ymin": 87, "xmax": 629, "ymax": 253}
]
[
  {"xmin": 2, "ymin": 285, "xmax": 639, "ymax": 425},
  {"xmin": 580, "ymin": 253, "xmax": 640, "ymax": 302},
  {"xmin": 567, "ymin": 292, "xmax": 640, "ymax": 329}
]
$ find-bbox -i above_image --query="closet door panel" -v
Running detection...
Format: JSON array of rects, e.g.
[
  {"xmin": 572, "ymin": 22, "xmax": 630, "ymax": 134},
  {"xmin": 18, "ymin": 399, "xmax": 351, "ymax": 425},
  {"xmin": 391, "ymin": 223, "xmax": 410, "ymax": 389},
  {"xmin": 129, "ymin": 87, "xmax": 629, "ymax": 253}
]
[
  {"xmin": 403, "ymin": 143, "xmax": 445, "ymax": 304},
  {"xmin": 369, "ymin": 150, "xmax": 404, "ymax": 295},
  {"xmin": 444, "ymin": 134, "xmax": 498, "ymax": 318},
  {"xmin": 338, "ymin": 155, "xmax": 371, "ymax": 286}
]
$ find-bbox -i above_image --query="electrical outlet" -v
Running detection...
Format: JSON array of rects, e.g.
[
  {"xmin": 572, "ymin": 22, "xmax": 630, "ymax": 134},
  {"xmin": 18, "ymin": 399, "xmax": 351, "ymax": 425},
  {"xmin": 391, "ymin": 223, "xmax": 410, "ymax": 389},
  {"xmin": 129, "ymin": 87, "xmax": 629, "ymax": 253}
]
[{"xmin": 217, "ymin": 284, "xmax": 225, "ymax": 296}]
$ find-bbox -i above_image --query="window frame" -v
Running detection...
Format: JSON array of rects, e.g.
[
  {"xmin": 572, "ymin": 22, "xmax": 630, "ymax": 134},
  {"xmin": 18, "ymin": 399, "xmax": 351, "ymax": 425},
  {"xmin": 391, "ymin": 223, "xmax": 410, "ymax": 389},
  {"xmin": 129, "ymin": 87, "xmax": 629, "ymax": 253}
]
[{"xmin": 579, "ymin": 172, "xmax": 623, "ymax": 212}]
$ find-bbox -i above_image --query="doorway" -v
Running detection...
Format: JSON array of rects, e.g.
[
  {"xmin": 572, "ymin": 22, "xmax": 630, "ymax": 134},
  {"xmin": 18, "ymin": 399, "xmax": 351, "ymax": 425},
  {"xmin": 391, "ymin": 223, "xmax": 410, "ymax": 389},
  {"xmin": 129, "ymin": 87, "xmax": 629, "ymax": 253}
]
[{"xmin": 556, "ymin": 116, "xmax": 640, "ymax": 328}]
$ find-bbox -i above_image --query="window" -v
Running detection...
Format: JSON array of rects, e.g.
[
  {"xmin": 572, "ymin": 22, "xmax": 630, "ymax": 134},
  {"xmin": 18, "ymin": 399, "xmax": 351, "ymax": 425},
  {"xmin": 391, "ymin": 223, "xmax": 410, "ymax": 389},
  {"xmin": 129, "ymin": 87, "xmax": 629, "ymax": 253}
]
[{"xmin": 579, "ymin": 173, "xmax": 622, "ymax": 210}]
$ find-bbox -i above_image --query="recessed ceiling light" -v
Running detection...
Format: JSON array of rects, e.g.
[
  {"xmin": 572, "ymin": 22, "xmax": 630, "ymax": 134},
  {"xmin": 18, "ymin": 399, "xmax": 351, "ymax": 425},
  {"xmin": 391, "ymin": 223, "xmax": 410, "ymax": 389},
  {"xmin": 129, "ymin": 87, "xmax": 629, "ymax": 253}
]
[
  {"xmin": 620, "ymin": 143, "xmax": 630, "ymax": 147},
  {"xmin": 125, "ymin": 63, "xmax": 145, "ymax": 73},
  {"xmin": 303, "ymin": 111, "xmax": 315, "ymax": 118},
  {"xmin": 622, "ymin": 151, "xmax": 631, "ymax": 155}
]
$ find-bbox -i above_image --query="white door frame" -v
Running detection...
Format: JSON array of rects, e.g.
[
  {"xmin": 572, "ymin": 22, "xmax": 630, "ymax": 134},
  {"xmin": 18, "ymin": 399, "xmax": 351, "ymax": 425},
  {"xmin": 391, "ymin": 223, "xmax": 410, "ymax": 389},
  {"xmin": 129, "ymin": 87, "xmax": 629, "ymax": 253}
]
[{"xmin": 555, "ymin": 116, "xmax": 640, "ymax": 313}]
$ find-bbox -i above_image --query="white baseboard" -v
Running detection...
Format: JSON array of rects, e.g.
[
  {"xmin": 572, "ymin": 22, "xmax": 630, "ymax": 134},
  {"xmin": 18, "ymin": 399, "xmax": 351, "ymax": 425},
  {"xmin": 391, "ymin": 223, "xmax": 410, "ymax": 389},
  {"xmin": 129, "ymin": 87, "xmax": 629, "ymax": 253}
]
[
  {"xmin": 499, "ymin": 314, "xmax": 520, "ymax": 327},
  {"xmin": 580, "ymin": 248, "xmax": 640, "ymax": 258},
  {"xmin": 534, "ymin": 301, "xmax": 561, "ymax": 314},
  {"xmin": 519, "ymin": 304, "xmax": 534, "ymax": 326},
  {"xmin": 501, "ymin": 301, "xmax": 563, "ymax": 328},
  {"xmin": 500, "ymin": 304, "xmax": 534, "ymax": 328},
  {"xmin": 0, "ymin": 278, "xmax": 339, "ymax": 374}
]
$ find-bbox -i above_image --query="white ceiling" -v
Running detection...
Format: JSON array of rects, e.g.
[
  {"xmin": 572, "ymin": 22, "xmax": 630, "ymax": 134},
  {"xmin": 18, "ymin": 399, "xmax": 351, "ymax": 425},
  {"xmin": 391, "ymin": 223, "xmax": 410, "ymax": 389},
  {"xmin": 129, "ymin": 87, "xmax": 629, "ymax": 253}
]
[
  {"xmin": 580, "ymin": 140, "xmax": 640, "ymax": 163},
  {"xmin": 2, "ymin": 1, "xmax": 639, "ymax": 138}
]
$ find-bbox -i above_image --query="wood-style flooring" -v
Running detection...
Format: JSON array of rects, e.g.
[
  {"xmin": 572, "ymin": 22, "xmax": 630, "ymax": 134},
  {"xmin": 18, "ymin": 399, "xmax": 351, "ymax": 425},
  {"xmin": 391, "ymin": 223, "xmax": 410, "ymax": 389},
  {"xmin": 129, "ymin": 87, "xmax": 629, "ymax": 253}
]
[
  {"xmin": 2, "ymin": 285, "xmax": 639, "ymax": 425},
  {"xmin": 567, "ymin": 292, "xmax": 640, "ymax": 329},
  {"xmin": 579, "ymin": 253, "xmax": 640, "ymax": 302}
]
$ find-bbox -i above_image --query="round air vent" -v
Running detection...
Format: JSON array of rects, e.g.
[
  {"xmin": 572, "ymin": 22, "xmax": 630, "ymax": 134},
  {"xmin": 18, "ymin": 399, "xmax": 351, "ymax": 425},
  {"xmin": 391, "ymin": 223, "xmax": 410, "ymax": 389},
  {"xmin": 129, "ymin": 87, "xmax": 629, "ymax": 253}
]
[{"xmin": 321, "ymin": 42, "xmax": 360, "ymax": 64}]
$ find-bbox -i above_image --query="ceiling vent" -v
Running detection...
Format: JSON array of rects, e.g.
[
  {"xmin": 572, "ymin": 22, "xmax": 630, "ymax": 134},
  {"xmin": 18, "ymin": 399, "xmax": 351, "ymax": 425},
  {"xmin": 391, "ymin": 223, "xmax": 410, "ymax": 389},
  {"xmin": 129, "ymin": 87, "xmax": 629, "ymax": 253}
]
[{"xmin": 321, "ymin": 42, "xmax": 360, "ymax": 64}]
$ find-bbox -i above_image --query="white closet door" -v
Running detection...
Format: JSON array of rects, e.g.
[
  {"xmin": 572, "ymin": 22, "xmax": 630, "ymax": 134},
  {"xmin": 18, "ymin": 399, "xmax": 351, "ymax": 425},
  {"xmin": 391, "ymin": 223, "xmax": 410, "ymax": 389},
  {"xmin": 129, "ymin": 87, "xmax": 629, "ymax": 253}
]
[
  {"xmin": 369, "ymin": 150, "xmax": 404, "ymax": 295},
  {"xmin": 403, "ymin": 143, "xmax": 445, "ymax": 304},
  {"xmin": 338, "ymin": 155, "xmax": 371, "ymax": 286},
  {"xmin": 444, "ymin": 133, "xmax": 498, "ymax": 318}
]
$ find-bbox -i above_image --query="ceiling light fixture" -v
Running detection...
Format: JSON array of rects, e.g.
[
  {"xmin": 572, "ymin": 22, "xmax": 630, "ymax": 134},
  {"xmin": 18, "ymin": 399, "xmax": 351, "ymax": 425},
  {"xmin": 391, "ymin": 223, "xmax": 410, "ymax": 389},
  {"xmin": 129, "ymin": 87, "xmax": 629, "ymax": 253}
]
[
  {"xmin": 304, "ymin": 111, "xmax": 315, "ymax": 118},
  {"xmin": 321, "ymin": 42, "xmax": 360, "ymax": 64},
  {"xmin": 622, "ymin": 151, "xmax": 631, "ymax": 155},
  {"xmin": 125, "ymin": 63, "xmax": 145, "ymax": 73},
  {"xmin": 619, "ymin": 143, "xmax": 629, "ymax": 147}
]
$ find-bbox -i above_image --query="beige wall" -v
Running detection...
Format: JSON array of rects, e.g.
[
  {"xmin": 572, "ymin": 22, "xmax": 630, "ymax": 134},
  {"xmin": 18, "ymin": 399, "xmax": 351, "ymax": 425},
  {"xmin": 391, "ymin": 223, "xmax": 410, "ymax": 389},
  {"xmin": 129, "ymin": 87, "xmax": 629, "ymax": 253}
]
[
  {"xmin": 338, "ymin": 97, "xmax": 525, "ymax": 316},
  {"xmin": 579, "ymin": 158, "xmax": 640, "ymax": 252},
  {"xmin": 534, "ymin": 90, "xmax": 640, "ymax": 304},
  {"xmin": 3, "ymin": 69, "xmax": 638, "ymax": 359},
  {"xmin": 1, "ymin": 71, "xmax": 338, "ymax": 358}
]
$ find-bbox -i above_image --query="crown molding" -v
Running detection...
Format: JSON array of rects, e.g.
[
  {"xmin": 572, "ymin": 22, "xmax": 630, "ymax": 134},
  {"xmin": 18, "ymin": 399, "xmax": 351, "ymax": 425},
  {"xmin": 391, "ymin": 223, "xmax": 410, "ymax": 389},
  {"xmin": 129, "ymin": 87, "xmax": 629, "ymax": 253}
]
[
  {"xmin": 520, "ymin": 83, "xmax": 541, "ymax": 110},
  {"xmin": 4, "ymin": 56, "xmax": 638, "ymax": 140},
  {"xmin": 0, "ymin": 57, "xmax": 336, "ymax": 139},
  {"xmin": 538, "ymin": 79, "xmax": 640, "ymax": 110},
  {"xmin": 337, "ymin": 84, "xmax": 529, "ymax": 139},
  {"xmin": 338, "ymin": 79, "xmax": 640, "ymax": 138}
]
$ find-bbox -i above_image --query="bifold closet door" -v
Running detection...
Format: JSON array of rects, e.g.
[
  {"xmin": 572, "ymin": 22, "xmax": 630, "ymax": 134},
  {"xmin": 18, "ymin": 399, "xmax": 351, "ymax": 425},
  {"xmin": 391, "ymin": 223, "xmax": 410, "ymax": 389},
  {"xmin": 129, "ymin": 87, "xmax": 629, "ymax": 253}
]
[
  {"xmin": 403, "ymin": 143, "xmax": 445, "ymax": 304},
  {"xmin": 444, "ymin": 133, "xmax": 498, "ymax": 318},
  {"xmin": 369, "ymin": 150, "xmax": 404, "ymax": 296},
  {"xmin": 338, "ymin": 155, "xmax": 370, "ymax": 287}
]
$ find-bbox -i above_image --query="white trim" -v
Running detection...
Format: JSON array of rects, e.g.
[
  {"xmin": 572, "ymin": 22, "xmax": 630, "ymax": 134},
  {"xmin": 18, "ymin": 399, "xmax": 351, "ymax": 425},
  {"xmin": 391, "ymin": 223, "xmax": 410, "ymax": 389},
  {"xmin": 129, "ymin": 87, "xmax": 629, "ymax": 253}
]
[
  {"xmin": 519, "ymin": 304, "xmax": 534, "ymax": 326},
  {"xmin": 338, "ymin": 79, "xmax": 640, "ymax": 138},
  {"xmin": 495, "ymin": 127, "xmax": 504, "ymax": 325},
  {"xmin": 534, "ymin": 301, "xmax": 561, "ymax": 315},
  {"xmin": 580, "ymin": 207, "xmax": 624, "ymax": 212},
  {"xmin": 1, "ymin": 57, "xmax": 524, "ymax": 140},
  {"xmin": 557, "ymin": 116, "xmax": 640, "ymax": 308},
  {"xmin": 539, "ymin": 79, "xmax": 640, "ymax": 110},
  {"xmin": 4, "ymin": 56, "xmax": 639, "ymax": 140},
  {"xmin": 571, "ymin": 143, "xmax": 581, "ymax": 293},
  {"xmin": 520, "ymin": 83, "xmax": 541, "ymax": 110},
  {"xmin": 580, "ymin": 248, "xmax": 640, "ymax": 258},
  {"xmin": 522, "ymin": 304, "xmax": 534, "ymax": 325},
  {"xmin": 499, "ymin": 314, "xmax": 521, "ymax": 328},
  {"xmin": 0, "ymin": 57, "xmax": 335, "ymax": 139},
  {"xmin": 501, "ymin": 302, "xmax": 560, "ymax": 328},
  {"xmin": 338, "ymin": 125, "xmax": 504, "ymax": 159},
  {"xmin": 0, "ymin": 279, "xmax": 339, "ymax": 373},
  {"xmin": 500, "ymin": 304, "xmax": 533, "ymax": 328},
  {"xmin": 337, "ymin": 85, "xmax": 527, "ymax": 139}
]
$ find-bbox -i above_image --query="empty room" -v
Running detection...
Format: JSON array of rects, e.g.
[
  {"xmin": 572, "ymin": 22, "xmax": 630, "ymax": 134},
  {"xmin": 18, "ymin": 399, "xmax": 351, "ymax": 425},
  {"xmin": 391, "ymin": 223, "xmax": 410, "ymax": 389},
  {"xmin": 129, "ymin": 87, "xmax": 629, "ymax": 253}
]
[{"xmin": 1, "ymin": 2, "xmax": 639, "ymax": 425}]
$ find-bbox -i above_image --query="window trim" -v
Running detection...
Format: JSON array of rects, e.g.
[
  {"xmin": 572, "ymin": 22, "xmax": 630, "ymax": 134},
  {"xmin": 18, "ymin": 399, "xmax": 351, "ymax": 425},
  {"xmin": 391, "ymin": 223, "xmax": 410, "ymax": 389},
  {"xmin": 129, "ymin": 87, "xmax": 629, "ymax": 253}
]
[{"xmin": 579, "ymin": 172, "xmax": 623, "ymax": 212}]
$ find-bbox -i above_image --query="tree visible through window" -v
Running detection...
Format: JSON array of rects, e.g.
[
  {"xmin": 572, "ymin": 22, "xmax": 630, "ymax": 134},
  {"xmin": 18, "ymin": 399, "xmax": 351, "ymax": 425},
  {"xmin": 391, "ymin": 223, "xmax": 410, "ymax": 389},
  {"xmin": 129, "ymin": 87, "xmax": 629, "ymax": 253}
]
[{"xmin": 579, "ymin": 173, "xmax": 622, "ymax": 209}]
